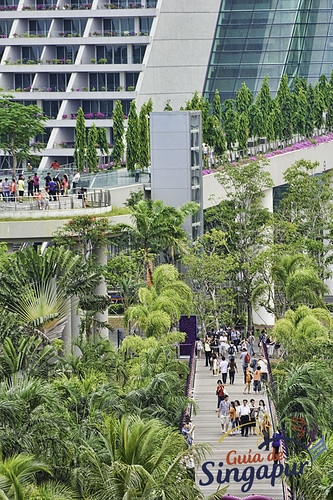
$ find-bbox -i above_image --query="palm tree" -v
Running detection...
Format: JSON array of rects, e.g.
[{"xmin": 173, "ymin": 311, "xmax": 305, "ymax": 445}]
[
  {"xmin": 252, "ymin": 253, "xmax": 328, "ymax": 318},
  {"xmin": 76, "ymin": 415, "xmax": 214, "ymax": 500},
  {"xmin": 0, "ymin": 337, "xmax": 57, "ymax": 385},
  {"xmin": 273, "ymin": 304, "xmax": 332, "ymax": 357},
  {"xmin": 124, "ymin": 264, "xmax": 192, "ymax": 337},
  {"xmin": 0, "ymin": 453, "xmax": 51, "ymax": 500},
  {"xmin": 26, "ymin": 481, "xmax": 80, "ymax": 499},
  {"xmin": 125, "ymin": 198, "xmax": 198, "ymax": 284},
  {"xmin": 0, "ymin": 246, "xmax": 101, "ymax": 341}
]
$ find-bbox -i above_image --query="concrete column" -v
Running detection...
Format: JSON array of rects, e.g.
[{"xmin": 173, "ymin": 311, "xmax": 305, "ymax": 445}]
[
  {"xmin": 93, "ymin": 244, "xmax": 109, "ymax": 340},
  {"xmin": 71, "ymin": 296, "xmax": 81, "ymax": 342},
  {"xmin": 252, "ymin": 187, "xmax": 275, "ymax": 327},
  {"xmin": 62, "ymin": 302, "xmax": 72, "ymax": 356}
]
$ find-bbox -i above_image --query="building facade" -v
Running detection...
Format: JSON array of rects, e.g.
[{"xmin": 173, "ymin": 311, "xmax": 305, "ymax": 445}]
[
  {"xmin": 0, "ymin": 0, "xmax": 158, "ymax": 170},
  {"xmin": 1, "ymin": 0, "xmax": 333, "ymax": 169}
]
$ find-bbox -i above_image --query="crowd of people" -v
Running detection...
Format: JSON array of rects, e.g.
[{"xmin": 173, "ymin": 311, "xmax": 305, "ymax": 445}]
[
  {"xmin": 194, "ymin": 327, "xmax": 281, "ymax": 462},
  {"xmin": 0, "ymin": 166, "xmax": 83, "ymax": 209}
]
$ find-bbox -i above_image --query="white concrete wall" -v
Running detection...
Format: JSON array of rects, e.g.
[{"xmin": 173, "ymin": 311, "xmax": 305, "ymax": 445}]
[
  {"xmin": 0, "ymin": 214, "xmax": 132, "ymax": 242},
  {"xmin": 136, "ymin": 0, "xmax": 221, "ymax": 111},
  {"xmin": 203, "ymin": 140, "xmax": 333, "ymax": 209}
]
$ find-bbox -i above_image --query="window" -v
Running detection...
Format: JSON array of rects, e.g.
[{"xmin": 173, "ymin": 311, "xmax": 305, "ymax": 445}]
[
  {"xmin": 139, "ymin": 17, "xmax": 153, "ymax": 34},
  {"xmin": 82, "ymin": 100, "xmax": 113, "ymax": 116},
  {"xmin": 28, "ymin": 19, "xmax": 50, "ymax": 35},
  {"xmin": 63, "ymin": 19, "xmax": 86, "ymax": 36},
  {"xmin": 14, "ymin": 74, "xmax": 34, "ymax": 89},
  {"xmin": 56, "ymin": 46, "xmax": 79, "ymax": 62},
  {"xmin": 103, "ymin": 18, "xmax": 134, "ymax": 35},
  {"xmin": 125, "ymin": 72, "xmax": 139, "ymax": 89},
  {"xmin": 42, "ymin": 101, "xmax": 60, "ymax": 118},
  {"xmin": 114, "ymin": 45, "xmax": 127, "ymax": 64},
  {"xmin": 21, "ymin": 46, "xmax": 43, "ymax": 62},
  {"xmin": 121, "ymin": 100, "xmax": 131, "ymax": 115},
  {"xmin": 89, "ymin": 73, "xmax": 120, "ymax": 91},
  {"xmin": 49, "ymin": 74, "xmax": 71, "ymax": 91},
  {"xmin": 133, "ymin": 45, "xmax": 146, "ymax": 63},
  {"xmin": 0, "ymin": 20, "xmax": 13, "ymax": 36},
  {"xmin": 95, "ymin": 45, "xmax": 127, "ymax": 64}
]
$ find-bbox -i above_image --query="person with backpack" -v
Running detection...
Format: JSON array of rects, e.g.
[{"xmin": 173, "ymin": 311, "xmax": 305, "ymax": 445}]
[
  {"xmin": 228, "ymin": 356, "xmax": 238, "ymax": 384},
  {"xmin": 228, "ymin": 342, "xmax": 236, "ymax": 360}
]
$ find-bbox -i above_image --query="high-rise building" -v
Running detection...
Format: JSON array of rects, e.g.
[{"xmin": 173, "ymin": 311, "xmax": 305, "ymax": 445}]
[
  {"xmin": 204, "ymin": 0, "xmax": 333, "ymax": 103},
  {"xmin": 1, "ymin": 0, "xmax": 333, "ymax": 169},
  {"xmin": 0, "ymin": 0, "xmax": 158, "ymax": 169}
]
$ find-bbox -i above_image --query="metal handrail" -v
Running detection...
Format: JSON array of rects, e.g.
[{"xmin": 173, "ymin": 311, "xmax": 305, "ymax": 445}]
[{"xmin": 0, "ymin": 189, "xmax": 112, "ymax": 212}]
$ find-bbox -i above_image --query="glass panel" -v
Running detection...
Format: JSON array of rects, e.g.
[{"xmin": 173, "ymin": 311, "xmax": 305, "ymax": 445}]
[{"xmin": 139, "ymin": 17, "xmax": 153, "ymax": 34}]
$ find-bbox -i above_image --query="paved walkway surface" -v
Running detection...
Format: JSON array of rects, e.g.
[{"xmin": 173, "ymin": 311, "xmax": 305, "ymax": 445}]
[{"xmin": 192, "ymin": 354, "xmax": 285, "ymax": 499}]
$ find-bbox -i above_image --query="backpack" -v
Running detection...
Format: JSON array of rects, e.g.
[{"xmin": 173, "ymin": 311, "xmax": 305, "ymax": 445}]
[
  {"xmin": 228, "ymin": 346, "xmax": 235, "ymax": 355},
  {"xmin": 245, "ymin": 352, "xmax": 250, "ymax": 364}
]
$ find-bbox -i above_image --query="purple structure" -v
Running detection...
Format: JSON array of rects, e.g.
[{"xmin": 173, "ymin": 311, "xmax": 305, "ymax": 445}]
[
  {"xmin": 179, "ymin": 315, "xmax": 197, "ymax": 356},
  {"xmin": 222, "ymin": 496, "xmax": 275, "ymax": 500}
]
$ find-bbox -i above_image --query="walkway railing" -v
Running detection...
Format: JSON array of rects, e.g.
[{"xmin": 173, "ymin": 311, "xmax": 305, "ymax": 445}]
[
  {"xmin": 0, "ymin": 189, "xmax": 112, "ymax": 212},
  {"xmin": 262, "ymin": 340, "xmax": 290, "ymax": 500},
  {"xmin": 180, "ymin": 341, "xmax": 196, "ymax": 431}
]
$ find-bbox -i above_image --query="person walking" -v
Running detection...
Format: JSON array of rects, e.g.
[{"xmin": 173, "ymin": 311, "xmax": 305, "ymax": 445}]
[
  {"xmin": 239, "ymin": 399, "xmax": 251, "ymax": 437},
  {"xmin": 259, "ymin": 356, "xmax": 268, "ymax": 383},
  {"xmin": 27, "ymin": 176, "xmax": 34, "ymax": 197},
  {"xmin": 243, "ymin": 366, "xmax": 252, "ymax": 394},
  {"xmin": 18, "ymin": 176, "xmax": 25, "ymax": 203},
  {"xmin": 272, "ymin": 429, "xmax": 281, "ymax": 463},
  {"xmin": 62, "ymin": 174, "xmax": 70, "ymax": 196},
  {"xmin": 262, "ymin": 412, "xmax": 272, "ymax": 450},
  {"xmin": 249, "ymin": 399, "xmax": 257, "ymax": 436},
  {"xmin": 234, "ymin": 400, "xmax": 241, "ymax": 434},
  {"xmin": 2, "ymin": 178, "xmax": 10, "ymax": 202},
  {"xmin": 33, "ymin": 173, "xmax": 40, "ymax": 193},
  {"xmin": 240, "ymin": 348, "xmax": 251, "ymax": 383},
  {"xmin": 218, "ymin": 395, "xmax": 230, "ymax": 434},
  {"xmin": 253, "ymin": 365, "xmax": 262, "ymax": 394},
  {"xmin": 228, "ymin": 356, "xmax": 238, "ymax": 384},
  {"xmin": 229, "ymin": 401, "xmax": 237, "ymax": 435},
  {"xmin": 216, "ymin": 379, "xmax": 225, "ymax": 410},
  {"xmin": 10, "ymin": 178, "xmax": 16, "ymax": 202},
  {"xmin": 204, "ymin": 338, "xmax": 211, "ymax": 367},
  {"xmin": 249, "ymin": 332, "xmax": 255, "ymax": 356},
  {"xmin": 220, "ymin": 355, "xmax": 228, "ymax": 384},
  {"xmin": 44, "ymin": 172, "xmax": 52, "ymax": 187},
  {"xmin": 72, "ymin": 170, "xmax": 80, "ymax": 193},
  {"xmin": 196, "ymin": 338, "xmax": 203, "ymax": 359}
]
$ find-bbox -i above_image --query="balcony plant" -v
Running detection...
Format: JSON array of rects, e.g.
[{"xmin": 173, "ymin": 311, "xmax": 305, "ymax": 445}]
[
  {"xmin": 127, "ymin": 85, "xmax": 135, "ymax": 91},
  {"xmin": 90, "ymin": 58, "xmax": 96, "ymax": 63},
  {"xmin": 101, "ymin": 86, "xmax": 107, "ymax": 91},
  {"xmin": 82, "ymin": 86, "xmax": 89, "ymax": 91},
  {"xmin": 58, "ymin": 32, "xmax": 65, "ymax": 37},
  {"xmin": 26, "ymin": 60, "xmax": 36, "ymax": 64},
  {"xmin": 66, "ymin": 59, "xmax": 72, "ymax": 64},
  {"xmin": 84, "ymin": 113, "xmax": 94, "ymax": 119},
  {"xmin": 95, "ymin": 111, "xmax": 105, "ymax": 118},
  {"xmin": 16, "ymin": 60, "xmax": 22, "ymax": 64},
  {"xmin": 62, "ymin": 114, "xmax": 68, "ymax": 119},
  {"xmin": 117, "ymin": 86, "xmax": 123, "ymax": 91},
  {"xmin": 98, "ymin": 58, "xmax": 107, "ymax": 64}
]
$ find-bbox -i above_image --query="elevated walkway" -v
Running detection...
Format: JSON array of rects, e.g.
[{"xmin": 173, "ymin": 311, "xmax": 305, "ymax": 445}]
[{"xmin": 192, "ymin": 357, "xmax": 284, "ymax": 499}]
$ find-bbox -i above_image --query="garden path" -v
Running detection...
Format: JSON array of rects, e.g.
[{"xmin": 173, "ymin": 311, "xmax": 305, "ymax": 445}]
[{"xmin": 192, "ymin": 354, "xmax": 285, "ymax": 499}]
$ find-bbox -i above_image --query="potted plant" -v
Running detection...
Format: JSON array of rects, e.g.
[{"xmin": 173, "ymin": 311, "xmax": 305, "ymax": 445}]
[
  {"xmin": 66, "ymin": 59, "xmax": 72, "ymax": 64},
  {"xmin": 98, "ymin": 58, "xmax": 107, "ymax": 64},
  {"xmin": 90, "ymin": 58, "xmax": 96, "ymax": 63}
]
